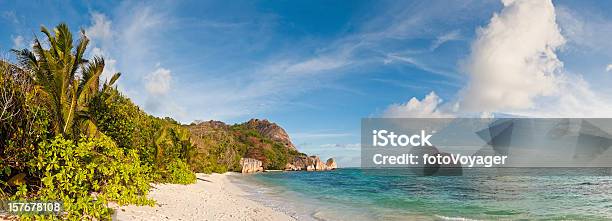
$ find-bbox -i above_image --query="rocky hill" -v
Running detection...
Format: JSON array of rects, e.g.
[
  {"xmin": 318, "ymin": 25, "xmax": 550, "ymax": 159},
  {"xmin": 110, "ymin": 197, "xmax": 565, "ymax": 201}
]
[
  {"xmin": 186, "ymin": 119, "xmax": 336, "ymax": 173},
  {"xmin": 186, "ymin": 119, "xmax": 301, "ymax": 172},
  {"xmin": 244, "ymin": 119, "xmax": 297, "ymax": 151}
]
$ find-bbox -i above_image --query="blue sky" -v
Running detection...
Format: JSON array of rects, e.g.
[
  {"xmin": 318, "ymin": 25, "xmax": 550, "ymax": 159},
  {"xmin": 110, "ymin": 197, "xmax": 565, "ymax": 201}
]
[{"xmin": 2, "ymin": 0, "xmax": 612, "ymax": 167}]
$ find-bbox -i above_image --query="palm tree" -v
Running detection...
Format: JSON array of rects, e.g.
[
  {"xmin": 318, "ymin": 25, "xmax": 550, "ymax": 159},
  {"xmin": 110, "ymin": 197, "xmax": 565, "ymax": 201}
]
[{"xmin": 12, "ymin": 23, "xmax": 120, "ymax": 137}]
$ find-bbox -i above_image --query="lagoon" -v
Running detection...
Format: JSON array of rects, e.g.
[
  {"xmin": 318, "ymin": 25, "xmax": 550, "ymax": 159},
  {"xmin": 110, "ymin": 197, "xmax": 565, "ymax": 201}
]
[{"xmin": 233, "ymin": 168, "xmax": 612, "ymax": 220}]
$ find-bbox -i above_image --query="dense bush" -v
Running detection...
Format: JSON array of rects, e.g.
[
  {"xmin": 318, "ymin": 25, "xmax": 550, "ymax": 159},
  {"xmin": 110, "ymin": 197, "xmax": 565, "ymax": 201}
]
[
  {"xmin": 90, "ymin": 87, "xmax": 196, "ymax": 181},
  {"xmin": 159, "ymin": 159, "xmax": 196, "ymax": 184},
  {"xmin": 21, "ymin": 136, "xmax": 154, "ymax": 220},
  {"xmin": 186, "ymin": 122, "xmax": 246, "ymax": 173},
  {"xmin": 0, "ymin": 61, "xmax": 52, "ymax": 197},
  {"xmin": 89, "ymin": 88, "xmax": 158, "ymax": 165},
  {"xmin": 232, "ymin": 125, "xmax": 303, "ymax": 170},
  {"xmin": 1, "ymin": 23, "xmax": 197, "ymax": 220}
]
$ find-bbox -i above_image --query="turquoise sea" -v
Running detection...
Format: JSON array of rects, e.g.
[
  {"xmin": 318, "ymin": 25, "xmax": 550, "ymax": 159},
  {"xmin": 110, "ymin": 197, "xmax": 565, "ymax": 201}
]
[{"xmin": 231, "ymin": 168, "xmax": 612, "ymax": 220}]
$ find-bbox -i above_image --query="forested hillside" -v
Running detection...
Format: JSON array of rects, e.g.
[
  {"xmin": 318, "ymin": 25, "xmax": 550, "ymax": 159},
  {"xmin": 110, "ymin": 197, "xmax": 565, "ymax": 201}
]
[{"xmin": 187, "ymin": 119, "xmax": 306, "ymax": 173}]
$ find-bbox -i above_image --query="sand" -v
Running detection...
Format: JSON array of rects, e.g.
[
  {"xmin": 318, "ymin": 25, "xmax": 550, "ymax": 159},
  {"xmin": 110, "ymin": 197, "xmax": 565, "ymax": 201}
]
[{"xmin": 113, "ymin": 173, "xmax": 295, "ymax": 221}]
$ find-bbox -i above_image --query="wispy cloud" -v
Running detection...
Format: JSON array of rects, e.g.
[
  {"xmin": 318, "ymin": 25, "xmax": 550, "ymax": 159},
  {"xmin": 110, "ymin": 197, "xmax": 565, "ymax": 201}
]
[
  {"xmin": 83, "ymin": 4, "xmax": 187, "ymax": 120},
  {"xmin": 144, "ymin": 66, "xmax": 172, "ymax": 95},
  {"xmin": 291, "ymin": 132, "xmax": 354, "ymax": 139},
  {"xmin": 430, "ymin": 30, "xmax": 461, "ymax": 51},
  {"xmin": 85, "ymin": 12, "xmax": 113, "ymax": 44},
  {"xmin": 319, "ymin": 143, "xmax": 360, "ymax": 150},
  {"xmin": 171, "ymin": 1, "xmax": 483, "ymax": 122},
  {"xmin": 384, "ymin": 54, "xmax": 460, "ymax": 79},
  {"xmin": 556, "ymin": 5, "xmax": 612, "ymax": 53},
  {"xmin": 85, "ymin": 12, "xmax": 118, "ymax": 82},
  {"xmin": 74, "ymin": 1, "xmax": 488, "ymax": 123},
  {"xmin": 2, "ymin": 11, "xmax": 19, "ymax": 24},
  {"xmin": 369, "ymin": 78, "xmax": 428, "ymax": 90},
  {"xmin": 11, "ymin": 35, "xmax": 23, "ymax": 49}
]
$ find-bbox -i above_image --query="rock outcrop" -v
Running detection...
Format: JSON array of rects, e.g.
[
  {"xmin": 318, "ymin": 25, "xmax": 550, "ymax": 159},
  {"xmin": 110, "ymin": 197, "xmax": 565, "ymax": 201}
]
[
  {"xmin": 240, "ymin": 158, "xmax": 263, "ymax": 173},
  {"xmin": 187, "ymin": 119, "xmax": 336, "ymax": 173},
  {"xmin": 326, "ymin": 158, "xmax": 337, "ymax": 170},
  {"xmin": 285, "ymin": 156, "xmax": 337, "ymax": 171},
  {"xmin": 245, "ymin": 119, "xmax": 297, "ymax": 151}
]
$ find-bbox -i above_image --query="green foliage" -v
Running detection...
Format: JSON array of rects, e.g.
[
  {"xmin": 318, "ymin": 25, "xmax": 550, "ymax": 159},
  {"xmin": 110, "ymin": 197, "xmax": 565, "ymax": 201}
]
[
  {"xmin": 1, "ymin": 20, "xmax": 313, "ymax": 221},
  {"xmin": 0, "ymin": 60, "xmax": 52, "ymax": 197},
  {"xmin": 187, "ymin": 123, "xmax": 247, "ymax": 173},
  {"xmin": 1, "ymin": 23, "xmax": 197, "ymax": 220},
  {"xmin": 12, "ymin": 23, "xmax": 120, "ymax": 138},
  {"xmin": 232, "ymin": 125, "xmax": 303, "ymax": 170},
  {"xmin": 198, "ymin": 155, "xmax": 230, "ymax": 174},
  {"xmin": 20, "ymin": 135, "xmax": 154, "ymax": 220},
  {"xmin": 90, "ymin": 88, "xmax": 158, "ymax": 164},
  {"xmin": 263, "ymin": 143, "xmax": 290, "ymax": 170},
  {"xmin": 187, "ymin": 122, "xmax": 305, "ymax": 172},
  {"xmin": 90, "ymin": 87, "xmax": 196, "ymax": 179},
  {"xmin": 158, "ymin": 159, "xmax": 196, "ymax": 184}
]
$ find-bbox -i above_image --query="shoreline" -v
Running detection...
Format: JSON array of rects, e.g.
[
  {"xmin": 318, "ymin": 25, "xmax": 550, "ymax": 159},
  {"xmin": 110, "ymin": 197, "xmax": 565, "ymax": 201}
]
[{"xmin": 113, "ymin": 173, "xmax": 296, "ymax": 221}]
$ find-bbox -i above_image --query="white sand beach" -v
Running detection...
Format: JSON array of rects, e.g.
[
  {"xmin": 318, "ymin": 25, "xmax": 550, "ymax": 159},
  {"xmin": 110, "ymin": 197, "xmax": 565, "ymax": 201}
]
[{"xmin": 113, "ymin": 173, "xmax": 295, "ymax": 221}]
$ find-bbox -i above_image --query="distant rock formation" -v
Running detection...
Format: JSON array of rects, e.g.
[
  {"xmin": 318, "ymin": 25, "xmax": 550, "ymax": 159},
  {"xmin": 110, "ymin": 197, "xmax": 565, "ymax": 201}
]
[
  {"xmin": 285, "ymin": 156, "xmax": 337, "ymax": 171},
  {"xmin": 191, "ymin": 120, "xmax": 229, "ymax": 129},
  {"xmin": 240, "ymin": 158, "xmax": 263, "ymax": 173},
  {"xmin": 187, "ymin": 119, "xmax": 336, "ymax": 173},
  {"xmin": 326, "ymin": 158, "xmax": 337, "ymax": 170},
  {"xmin": 245, "ymin": 119, "xmax": 297, "ymax": 151}
]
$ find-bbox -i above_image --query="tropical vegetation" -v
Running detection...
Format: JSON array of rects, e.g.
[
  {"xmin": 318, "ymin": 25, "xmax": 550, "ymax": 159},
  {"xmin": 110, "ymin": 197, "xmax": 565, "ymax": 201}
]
[
  {"xmin": 0, "ymin": 23, "xmax": 303, "ymax": 220},
  {"xmin": 0, "ymin": 23, "xmax": 195, "ymax": 220},
  {"xmin": 187, "ymin": 121, "xmax": 305, "ymax": 173}
]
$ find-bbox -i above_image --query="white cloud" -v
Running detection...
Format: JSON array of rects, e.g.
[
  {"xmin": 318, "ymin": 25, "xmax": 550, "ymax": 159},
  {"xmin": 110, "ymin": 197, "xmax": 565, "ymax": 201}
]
[
  {"xmin": 385, "ymin": 54, "xmax": 459, "ymax": 79},
  {"xmin": 86, "ymin": 12, "xmax": 121, "ymax": 81},
  {"xmin": 85, "ymin": 12, "xmax": 113, "ymax": 43},
  {"xmin": 606, "ymin": 64, "xmax": 612, "ymax": 72},
  {"xmin": 430, "ymin": 30, "xmax": 461, "ymax": 51},
  {"xmin": 144, "ymin": 67, "xmax": 172, "ymax": 95},
  {"xmin": 507, "ymin": 74, "xmax": 612, "ymax": 117},
  {"xmin": 454, "ymin": 0, "xmax": 612, "ymax": 118},
  {"xmin": 556, "ymin": 6, "xmax": 612, "ymax": 53},
  {"xmin": 383, "ymin": 91, "xmax": 453, "ymax": 118},
  {"xmin": 291, "ymin": 132, "xmax": 353, "ymax": 139},
  {"xmin": 85, "ymin": 13, "xmax": 121, "ymax": 85},
  {"xmin": 319, "ymin": 143, "xmax": 361, "ymax": 150},
  {"xmin": 185, "ymin": 2, "xmax": 487, "ymax": 122},
  {"xmin": 283, "ymin": 57, "xmax": 349, "ymax": 75},
  {"xmin": 11, "ymin": 35, "xmax": 23, "ymax": 49},
  {"xmin": 132, "ymin": 1, "xmax": 486, "ymax": 122},
  {"xmin": 460, "ymin": 0, "xmax": 564, "ymax": 113},
  {"xmin": 2, "ymin": 11, "xmax": 19, "ymax": 24},
  {"xmin": 83, "ymin": 8, "xmax": 188, "ymax": 120}
]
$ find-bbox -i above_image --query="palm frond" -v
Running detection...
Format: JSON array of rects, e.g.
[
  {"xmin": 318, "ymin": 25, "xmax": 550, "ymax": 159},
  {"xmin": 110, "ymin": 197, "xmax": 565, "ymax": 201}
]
[
  {"xmin": 78, "ymin": 56, "xmax": 104, "ymax": 106},
  {"xmin": 69, "ymin": 29, "xmax": 88, "ymax": 82},
  {"xmin": 55, "ymin": 23, "xmax": 73, "ymax": 65},
  {"xmin": 11, "ymin": 49, "xmax": 37, "ymax": 69},
  {"xmin": 40, "ymin": 26, "xmax": 59, "ymax": 59},
  {"xmin": 107, "ymin": 72, "xmax": 121, "ymax": 86}
]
